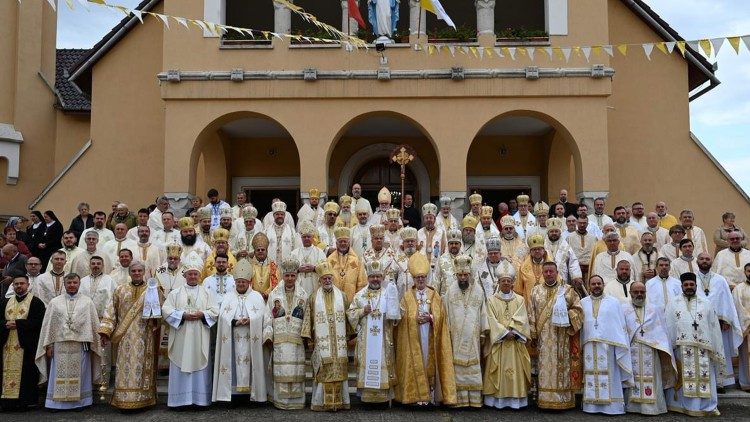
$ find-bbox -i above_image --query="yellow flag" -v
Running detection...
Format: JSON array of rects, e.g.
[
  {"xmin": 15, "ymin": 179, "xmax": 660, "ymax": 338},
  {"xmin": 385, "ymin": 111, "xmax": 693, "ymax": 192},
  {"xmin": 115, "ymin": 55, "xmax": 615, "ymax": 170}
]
[
  {"xmin": 592, "ymin": 46, "xmax": 603, "ymax": 56},
  {"xmin": 699, "ymin": 39, "xmax": 712, "ymax": 57},
  {"xmin": 485, "ymin": 47, "xmax": 493, "ymax": 57},
  {"xmin": 469, "ymin": 46, "xmax": 478, "ymax": 58},
  {"xmin": 676, "ymin": 41, "xmax": 686, "ymax": 57},
  {"xmin": 552, "ymin": 47, "xmax": 563, "ymax": 60},
  {"xmin": 617, "ymin": 44, "xmax": 628, "ymax": 56},
  {"xmin": 655, "ymin": 42, "xmax": 668, "ymax": 55},
  {"xmin": 728, "ymin": 37, "xmax": 741, "ymax": 54},
  {"xmin": 420, "ymin": 0, "xmax": 456, "ymax": 29}
]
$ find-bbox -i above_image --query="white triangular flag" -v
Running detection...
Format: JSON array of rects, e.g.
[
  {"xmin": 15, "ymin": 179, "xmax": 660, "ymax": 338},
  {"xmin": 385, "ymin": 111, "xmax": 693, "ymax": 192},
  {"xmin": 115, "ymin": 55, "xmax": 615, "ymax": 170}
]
[
  {"xmin": 507, "ymin": 47, "xmax": 516, "ymax": 60},
  {"xmin": 174, "ymin": 17, "xmax": 189, "ymax": 29},
  {"xmin": 603, "ymin": 45, "xmax": 614, "ymax": 57},
  {"xmin": 46, "ymin": 0, "xmax": 57, "ymax": 11},
  {"xmin": 448, "ymin": 46, "xmax": 455, "ymax": 57},
  {"xmin": 743, "ymin": 36, "xmax": 750, "ymax": 53},
  {"xmin": 131, "ymin": 10, "xmax": 144, "ymax": 24},
  {"xmin": 527, "ymin": 47, "xmax": 535, "ymax": 61},
  {"xmin": 642, "ymin": 43, "xmax": 654, "ymax": 60},
  {"xmin": 544, "ymin": 47, "xmax": 553, "ymax": 59},
  {"xmin": 461, "ymin": 46, "xmax": 469, "ymax": 55},
  {"xmin": 581, "ymin": 47, "xmax": 591, "ymax": 62},
  {"xmin": 687, "ymin": 41, "xmax": 699, "ymax": 53},
  {"xmin": 155, "ymin": 13, "xmax": 170, "ymax": 29},
  {"xmin": 493, "ymin": 47, "xmax": 504, "ymax": 58},
  {"xmin": 561, "ymin": 47, "xmax": 571, "ymax": 62},
  {"xmin": 478, "ymin": 47, "xmax": 485, "ymax": 59},
  {"xmin": 665, "ymin": 41, "xmax": 676, "ymax": 53},
  {"xmin": 709, "ymin": 37, "xmax": 725, "ymax": 55}
]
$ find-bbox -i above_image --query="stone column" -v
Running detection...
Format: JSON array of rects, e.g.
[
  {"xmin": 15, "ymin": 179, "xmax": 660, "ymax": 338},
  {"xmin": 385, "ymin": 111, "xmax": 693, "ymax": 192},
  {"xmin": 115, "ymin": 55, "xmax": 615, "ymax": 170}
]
[
  {"xmin": 576, "ymin": 191, "xmax": 608, "ymax": 212},
  {"xmin": 274, "ymin": 0, "xmax": 292, "ymax": 35},
  {"xmin": 164, "ymin": 192, "xmax": 193, "ymax": 217},
  {"xmin": 408, "ymin": 0, "xmax": 426, "ymax": 43},
  {"xmin": 475, "ymin": 0, "xmax": 495, "ymax": 46},
  {"xmin": 441, "ymin": 191, "xmax": 468, "ymax": 222},
  {"xmin": 341, "ymin": 0, "xmax": 360, "ymax": 35}
]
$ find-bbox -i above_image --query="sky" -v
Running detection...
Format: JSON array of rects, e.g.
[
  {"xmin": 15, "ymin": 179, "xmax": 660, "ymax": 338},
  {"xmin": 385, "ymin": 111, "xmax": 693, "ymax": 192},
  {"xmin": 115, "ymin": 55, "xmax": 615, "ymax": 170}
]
[{"xmin": 56, "ymin": 0, "xmax": 749, "ymax": 194}]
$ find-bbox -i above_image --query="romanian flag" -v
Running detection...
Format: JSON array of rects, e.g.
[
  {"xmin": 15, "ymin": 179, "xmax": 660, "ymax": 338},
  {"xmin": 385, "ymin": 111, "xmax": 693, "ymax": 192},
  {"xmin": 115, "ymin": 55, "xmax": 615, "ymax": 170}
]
[
  {"xmin": 420, "ymin": 0, "xmax": 456, "ymax": 29},
  {"xmin": 348, "ymin": 0, "xmax": 366, "ymax": 29}
]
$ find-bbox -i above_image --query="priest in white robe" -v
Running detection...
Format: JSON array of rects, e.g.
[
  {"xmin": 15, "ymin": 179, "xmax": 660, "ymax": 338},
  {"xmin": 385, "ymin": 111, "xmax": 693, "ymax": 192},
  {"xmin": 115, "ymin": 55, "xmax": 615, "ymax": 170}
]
[
  {"xmin": 712, "ymin": 232, "xmax": 750, "ymax": 288},
  {"xmin": 70, "ymin": 231, "xmax": 112, "ymax": 277},
  {"xmin": 443, "ymin": 255, "xmax": 489, "ymax": 407},
  {"xmin": 434, "ymin": 196, "xmax": 458, "ymax": 232},
  {"xmin": 35, "ymin": 274, "xmax": 102, "ymax": 410},
  {"xmin": 591, "ymin": 232, "xmax": 634, "ymax": 285},
  {"xmin": 347, "ymin": 260, "xmax": 400, "ymax": 403},
  {"xmin": 512, "ymin": 194, "xmax": 536, "ymax": 239},
  {"xmin": 290, "ymin": 221, "xmax": 326, "ymax": 299},
  {"xmin": 202, "ymin": 253, "xmax": 235, "ymax": 308},
  {"xmin": 544, "ymin": 218, "xmax": 583, "ymax": 288},
  {"xmin": 669, "ymin": 239, "xmax": 698, "ymax": 278},
  {"xmin": 603, "ymin": 260, "xmax": 636, "ymax": 304},
  {"xmin": 679, "ymin": 210, "xmax": 709, "ymax": 256},
  {"xmin": 623, "ymin": 281, "xmax": 677, "ymax": 415},
  {"xmin": 297, "ymin": 188, "xmax": 324, "ymax": 230},
  {"xmin": 732, "ymin": 264, "xmax": 750, "ymax": 390},
  {"xmin": 431, "ymin": 227, "xmax": 461, "ymax": 295},
  {"xmin": 78, "ymin": 256, "xmax": 116, "ymax": 389},
  {"xmin": 665, "ymin": 272, "xmax": 725, "ymax": 416},
  {"xmin": 265, "ymin": 201, "xmax": 302, "ymax": 265},
  {"xmin": 33, "ymin": 250, "xmax": 67, "ymax": 305},
  {"xmin": 264, "ymin": 258, "xmax": 309, "ymax": 410},
  {"xmin": 362, "ymin": 224, "xmax": 405, "ymax": 298},
  {"xmin": 212, "ymin": 259, "xmax": 267, "ymax": 403},
  {"xmin": 417, "ymin": 203, "xmax": 447, "ymax": 270},
  {"xmin": 696, "ymin": 253, "xmax": 743, "ymax": 388},
  {"xmin": 133, "ymin": 226, "xmax": 162, "ymax": 278},
  {"xmin": 645, "ymin": 257, "xmax": 682, "ymax": 313},
  {"xmin": 162, "ymin": 256, "xmax": 219, "ymax": 408},
  {"xmin": 580, "ymin": 275, "xmax": 633, "ymax": 414},
  {"xmin": 101, "ymin": 223, "xmax": 138, "ymax": 269},
  {"xmin": 351, "ymin": 202, "xmax": 373, "ymax": 258}
]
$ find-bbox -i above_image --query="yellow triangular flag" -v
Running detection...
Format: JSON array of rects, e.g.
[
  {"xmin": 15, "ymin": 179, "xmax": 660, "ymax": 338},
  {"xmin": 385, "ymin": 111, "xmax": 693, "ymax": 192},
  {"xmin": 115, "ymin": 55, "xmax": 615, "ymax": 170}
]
[
  {"xmin": 676, "ymin": 41, "xmax": 686, "ymax": 57},
  {"xmin": 537, "ymin": 47, "xmax": 549, "ymax": 59},
  {"xmin": 699, "ymin": 39, "xmax": 712, "ymax": 57},
  {"xmin": 727, "ymin": 37, "xmax": 741, "ymax": 54},
  {"xmin": 485, "ymin": 47, "xmax": 493, "ymax": 57},
  {"xmin": 572, "ymin": 46, "xmax": 581, "ymax": 57},
  {"xmin": 655, "ymin": 42, "xmax": 668, "ymax": 55},
  {"xmin": 591, "ymin": 46, "xmax": 603, "ymax": 56},
  {"xmin": 617, "ymin": 44, "xmax": 628, "ymax": 56},
  {"xmin": 428, "ymin": 45, "xmax": 436, "ymax": 55},
  {"xmin": 552, "ymin": 47, "xmax": 564, "ymax": 60},
  {"xmin": 517, "ymin": 47, "xmax": 527, "ymax": 56},
  {"xmin": 469, "ymin": 46, "xmax": 478, "ymax": 58}
]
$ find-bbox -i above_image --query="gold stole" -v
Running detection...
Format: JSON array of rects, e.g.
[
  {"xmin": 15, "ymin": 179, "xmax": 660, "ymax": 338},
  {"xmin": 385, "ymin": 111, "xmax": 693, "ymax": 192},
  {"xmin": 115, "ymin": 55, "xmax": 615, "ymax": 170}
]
[
  {"xmin": 111, "ymin": 283, "xmax": 148, "ymax": 344},
  {"xmin": 1, "ymin": 294, "xmax": 32, "ymax": 399}
]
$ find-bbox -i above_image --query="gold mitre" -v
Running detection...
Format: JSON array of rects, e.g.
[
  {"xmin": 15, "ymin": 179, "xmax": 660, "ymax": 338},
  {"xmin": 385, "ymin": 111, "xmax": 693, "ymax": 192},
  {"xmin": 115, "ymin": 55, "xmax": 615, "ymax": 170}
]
[
  {"xmin": 385, "ymin": 207, "xmax": 401, "ymax": 221},
  {"xmin": 365, "ymin": 260, "xmax": 383, "ymax": 276},
  {"xmin": 497, "ymin": 259, "xmax": 516, "ymax": 280},
  {"xmin": 527, "ymin": 233, "xmax": 545, "ymax": 249},
  {"xmin": 517, "ymin": 194, "xmax": 530, "ymax": 205},
  {"xmin": 234, "ymin": 258, "xmax": 253, "ymax": 281},
  {"xmin": 377, "ymin": 187, "xmax": 391, "ymax": 203},
  {"xmin": 177, "ymin": 217, "xmax": 194, "ymax": 231},
  {"xmin": 212, "ymin": 228, "xmax": 230, "ymax": 242},
  {"xmin": 446, "ymin": 228, "xmax": 462, "ymax": 243},
  {"xmin": 197, "ymin": 206, "xmax": 211, "ymax": 221},
  {"xmin": 251, "ymin": 232, "xmax": 270, "ymax": 249},
  {"xmin": 400, "ymin": 226, "xmax": 418, "ymax": 241},
  {"xmin": 439, "ymin": 196, "xmax": 452, "ymax": 208},
  {"xmin": 324, "ymin": 201, "xmax": 340, "ymax": 214},
  {"xmin": 500, "ymin": 215, "xmax": 515, "ymax": 227},
  {"xmin": 453, "ymin": 254, "xmax": 473, "ymax": 274},
  {"xmin": 271, "ymin": 201, "xmax": 287, "ymax": 213},
  {"xmin": 219, "ymin": 207, "xmax": 232, "ymax": 218},
  {"xmin": 480, "ymin": 205, "xmax": 494, "ymax": 218},
  {"xmin": 182, "ymin": 251, "xmax": 203, "ymax": 274},
  {"xmin": 486, "ymin": 236, "xmax": 501, "ymax": 251},
  {"xmin": 547, "ymin": 217, "xmax": 563, "ymax": 231},
  {"xmin": 166, "ymin": 242, "xmax": 183, "ymax": 258},
  {"xmin": 469, "ymin": 192, "xmax": 482, "ymax": 205},
  {"xmin": 369, "ymin": 223, "xmax": 386, "ymax": 237},
  {"xmin": 309, "ymin": 188, "xmax": 320, "ymax": 199},
  {"xmin": 422, "ymin": 203, "xmax": 438, "ymax": 217},
  {"xmin": 298, "ymin": 220, "xmax": 317, "ymax": 236},
  {"xmin": 407, "ymin": 253, "xmax": 429, "ymax": 277},
  {"xmin": 316, "ymin": 260, "xmax": 335, "ymax": 278},
  {"xmin": 533, "ymin": 201, "xmax": 549, "ymax": 216},
  {"xmin": 461, "ymin": 214, "xmax": 478, "ymax": 230},
  {"xmin": 241, "ymin": 206, "xmax": 258, "ymax": 221},
  {"xmin": 338, "ymin": 194, "xmax": 352, "ymax": 206},
  {"xmin": 334, "ymin": 225, "xmax": 351, "ymax": 240},
  {"xmin": 281, "ymin": 257, "xmax": 300, "ymax": 274}
]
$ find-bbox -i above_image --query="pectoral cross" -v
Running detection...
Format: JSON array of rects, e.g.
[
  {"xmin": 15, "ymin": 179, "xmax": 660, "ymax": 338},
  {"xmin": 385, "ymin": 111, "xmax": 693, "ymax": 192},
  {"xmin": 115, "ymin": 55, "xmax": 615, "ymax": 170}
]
[
  {"xmin": 640, "ymin": 327, "xmax": 645, "ymax": 337},
  {"xmin": 692, "ymin": 320, "xmax": 699, "ymax": 331}
]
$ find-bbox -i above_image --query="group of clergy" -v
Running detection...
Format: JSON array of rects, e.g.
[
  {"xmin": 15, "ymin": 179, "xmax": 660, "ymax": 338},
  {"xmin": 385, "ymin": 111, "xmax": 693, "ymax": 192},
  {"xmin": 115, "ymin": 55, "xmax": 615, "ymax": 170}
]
[{"xmin": 1, "ymin": 186, "xmax": 749, "ymax": 416}]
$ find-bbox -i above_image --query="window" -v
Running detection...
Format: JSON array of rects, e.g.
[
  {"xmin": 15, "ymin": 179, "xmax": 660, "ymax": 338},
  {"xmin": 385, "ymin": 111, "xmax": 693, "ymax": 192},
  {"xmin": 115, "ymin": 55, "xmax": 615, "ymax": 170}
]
[
  {"xmin": 494, "ymin": 0, "xmax": 547, "ymax": 40},
  {"xmin": 224, "ymin": 0, "xmax": 274, "ymax": 44}
]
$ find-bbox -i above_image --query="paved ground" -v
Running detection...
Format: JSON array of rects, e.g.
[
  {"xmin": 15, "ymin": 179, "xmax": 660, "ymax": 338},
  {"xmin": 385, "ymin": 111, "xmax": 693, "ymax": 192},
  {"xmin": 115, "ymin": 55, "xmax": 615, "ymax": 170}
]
[{"xmin": 3, "ymin": 400, "xmax": 749, "ymax": 421}]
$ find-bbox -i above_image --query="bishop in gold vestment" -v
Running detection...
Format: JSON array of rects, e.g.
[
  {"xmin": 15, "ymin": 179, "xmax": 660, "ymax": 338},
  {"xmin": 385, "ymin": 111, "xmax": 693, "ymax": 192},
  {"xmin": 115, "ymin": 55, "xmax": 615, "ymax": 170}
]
[
  {"xmin": 327, "ymin": 226, "xmax": 367, "ymax": 303},
  {"xmin": 99, "ymin": 262, "xmax": 163, "ymax": 410},
  {"xmin": 393, "ymin": 254, "xmax": 456, "ymax": 406},
  {"xmin": 527, "ymin": 263, "xmax": 583, "ymax": 410},
  {"xmin": 483, "ymin": 264, "xmax": 531, "ymax": 409}
]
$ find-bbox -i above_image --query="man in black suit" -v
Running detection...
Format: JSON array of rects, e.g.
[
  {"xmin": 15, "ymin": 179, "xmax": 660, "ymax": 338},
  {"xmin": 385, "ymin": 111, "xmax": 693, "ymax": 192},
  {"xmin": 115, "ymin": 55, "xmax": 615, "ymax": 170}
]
[
  {"xmin": 402, "ymin": 193, "xmax": 421, "ymax": 229},
  {"xmin": 1, "ymin": 244, "xmax": 27, "ymax": 298},
  {"xmin": 548, "ymin": 189, "xmax": 579, "ymax": 217}
]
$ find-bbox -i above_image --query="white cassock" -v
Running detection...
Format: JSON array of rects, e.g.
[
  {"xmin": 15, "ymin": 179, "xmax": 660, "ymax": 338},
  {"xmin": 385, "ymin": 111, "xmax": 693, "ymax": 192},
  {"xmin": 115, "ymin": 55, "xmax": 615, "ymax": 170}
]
[
  {"xmin": 580, "ymin": 295, "xmax": 633, "ymax": 415},
  {"xmin": 732, "ymin": 280, "xmax": 750, "ymax": 390},
  {"xmin": 147, "ymin": 208, "xmax": 163, "ymax": 232},
  {"xmin": 712, "ymin": 247, "xmax": 750, "ymax": 288},
  {"xmin": 545, "ymin": 238, "xmax": 582, "ymax": 282},
  {"xmin": 297, "ymin": 204, "xmax": 324, "ymax": 230},
  {"xmin": 351, "ymin": 197, "xmax": 372, "ymax": 216},
  {"xmin": 181, "ymin": 239, "xmax": 212, "ymax": 264},
  {"xmin": 230, "ymin": 226, "xmax": 261, "ymax": 257},
  {"xmin": 622, "ymin": 302, "xmax": 677, "ymax": 415},
  {"xmin": 46, "ymin": 247, "xmax": 84, "ymax": 274},
  {"xmin": 665, "ymin": 295, "xmax": 725, "ymax": 416},
  {"xmin": 101, "ymin": 238, "xmax": 139, "ymax": 268},
  {"xmin": 78, "ymin": 227, "xmax": 115, "ymax": 249},
  {"xmin": 418, "ymin": 227, "xmax": 447, "ymax": 268},
  {"xmin": 512, "ymin": 212, "xmax": 536, "ymax": 239},
  {"xmin": 644, "ymin": 275, "xmax": 681, "ymax": 314},
  {"xmin": 317, "ymin": 224, "xmax": 337, "ymax": 250},
  {"xmin": 208, "ymin": 201, "xmax": 231, "ymax": 230},
  {"xmin": 433, "ymin": 252, "xmax": 459, "ymax": 297},
  {"xmin": 603, "ymin": 280, "xmax": 635, "ymax": 304},
  {"xmin": 435, "ymin": 213, "xmax": 458, "ymax": 232},
  {"xmin": 473, "ymin": 258, "xmax": 514, "ymax": 299},
  {"xmin": 151, "ymin": 229, "xmax": 180, "ymax": 249},
  {"xmin": 629, "ymin": 216, "xmax": 647, "ymax": 232},
  {"xmin": 154, "ymin": 264, "xmax": 186, "ymax": 297},
  {"xmin": 644, "ymin": 226, "xmax": 670, "ymax": 250},
  {"xmin": 588, "ymin": 213, "xmax": 614, "ymax": 229},
  {"xmin": 475, "ymin": 224, "xmax": 500, "ymax": 248},
  {"xmin": 684, "ymin": 226, "xmax": 709, "ymax": 256},
  {"xmin": 69, "ymin": 248, "xmax": 112, "ymax": 278},
  {"xmin": 266, "ymin": 224, "xmax": 302, "ymax": 264},
  {"xmin": 162, "ymin": 284, "xmax": 219, "ymax": 407},
  {"xmin": 290, "ymin": 246, "xmax": 326, "ymax": 298},
  {"xmin": 696, "ymin": 271, "xmax": 743, "ymax": 387},
  {"xmin": 669, "ymin": 256, "xmax": 697, "ymax": 279},
  {"xmin": 109, "ymin": 265, "xmax": 130, "ymax": 286},
  {"xmin": 660, "ymin": 243, "xmax": 681, "ymax": 261},
  {"xmin": 126, "ymin": 225, "xmax": 147, "ymax": 241},
  {"xmin": 212, "ymin": 290, "xmax": 267, "ymax": 402},
  {"xmin": 363, "ymin": 248, "xmax": 405, "ymax": 298},
  {"xmin": 262, "ymin": 211, "xmax": 295, "ymax": 232},
  {"xmin": 79, "ymin": 274, "xmax": 117, "ymax": 318},
  {"xmin": 33, "ymin": 272, "xmax": 65, "ymax": 305},
  {"xmin": 351, "ymin": 223, "xmax": 372, "ymax": 258},
  {"xmin": 133, "ymin": 242, "xmax": 163, "ymax": 277},
  {"xmin": 384, "ymin": 230, "xmax": 401, "ymax": 253},
  {"xmin": 591, "ymin": 250, "xmax": 634, "ymax": 285},
  {"xmin": 202, "ymin": 273, "xmax": 236, "ymax": 308}
]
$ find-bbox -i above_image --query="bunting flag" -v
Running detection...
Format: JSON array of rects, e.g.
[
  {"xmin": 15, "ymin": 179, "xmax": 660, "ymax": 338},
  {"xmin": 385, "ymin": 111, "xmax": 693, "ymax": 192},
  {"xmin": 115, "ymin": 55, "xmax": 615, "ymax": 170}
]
[
  {"xmin": 420, "ymin": 0, "xmax": 456, "ymax": 30},
  {"xmin": 34, "ymin": 0, "xmax": 750, "ymax": 63}
]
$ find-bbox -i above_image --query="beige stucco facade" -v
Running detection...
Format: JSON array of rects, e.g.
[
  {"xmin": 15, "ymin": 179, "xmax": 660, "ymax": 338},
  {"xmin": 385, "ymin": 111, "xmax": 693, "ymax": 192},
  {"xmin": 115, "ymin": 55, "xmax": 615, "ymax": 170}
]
[{"xmin": 0, "ymin": 0, "xmax": 746, "ymax": 229}]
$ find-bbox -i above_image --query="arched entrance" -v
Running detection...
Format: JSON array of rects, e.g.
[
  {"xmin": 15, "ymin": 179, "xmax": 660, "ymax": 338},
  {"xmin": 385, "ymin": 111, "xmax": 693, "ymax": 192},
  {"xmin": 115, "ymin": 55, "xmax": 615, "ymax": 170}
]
[
  {"xmin": 466, "ymin": 111, "xmax": 581, "ymax": 219},
  {"xmin": 192, "ymin": 112, "xmax": 300, "ymax": 218},
  {"xmin": 328, "ymin": 113, "xmax": 439, "ymax": 208}
]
